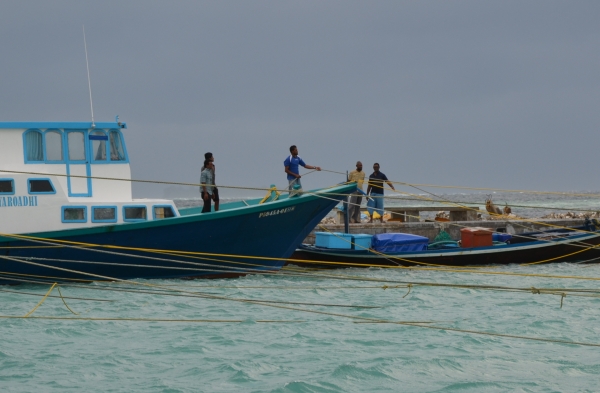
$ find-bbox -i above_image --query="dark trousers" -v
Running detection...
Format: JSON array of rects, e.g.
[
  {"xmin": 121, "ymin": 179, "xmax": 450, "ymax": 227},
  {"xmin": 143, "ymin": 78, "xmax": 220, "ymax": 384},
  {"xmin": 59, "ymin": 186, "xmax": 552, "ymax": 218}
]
[
  {"xmin": 348, "ymin": 192, "xmax": 363, "ymax": 222},
  {"xmin": 213, "ymin": 187, "xmax": 219, "ymax": 211},
  {"xmin": 202, "ymin": 194, "xmax": 213, "ymax": 213}
]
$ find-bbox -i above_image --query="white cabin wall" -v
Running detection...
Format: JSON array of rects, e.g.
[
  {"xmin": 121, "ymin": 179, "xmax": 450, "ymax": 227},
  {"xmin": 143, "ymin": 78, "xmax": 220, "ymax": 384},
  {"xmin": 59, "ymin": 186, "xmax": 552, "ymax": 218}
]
[
  {"xmin": 0, "ymin": 131, "xmax": 26, "ymax": 172},
  {"xmin": 88, "ymin": 164, "xmax": 133, "ymax": 201}
]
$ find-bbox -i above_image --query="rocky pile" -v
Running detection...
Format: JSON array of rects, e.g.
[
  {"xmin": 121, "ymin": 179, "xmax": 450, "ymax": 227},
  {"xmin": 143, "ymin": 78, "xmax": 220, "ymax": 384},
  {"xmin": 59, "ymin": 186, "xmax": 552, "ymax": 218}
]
[{"xmin": 541, "ymin": 211, "xmax": 600, "ymax": 219}]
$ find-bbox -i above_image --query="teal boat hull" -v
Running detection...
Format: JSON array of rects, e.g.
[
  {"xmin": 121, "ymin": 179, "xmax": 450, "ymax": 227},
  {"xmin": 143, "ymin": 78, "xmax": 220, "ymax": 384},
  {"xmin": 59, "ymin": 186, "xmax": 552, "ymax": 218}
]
[{"xmin": 0, "ymin": 184, "xmax": 356, "ymax": 284}]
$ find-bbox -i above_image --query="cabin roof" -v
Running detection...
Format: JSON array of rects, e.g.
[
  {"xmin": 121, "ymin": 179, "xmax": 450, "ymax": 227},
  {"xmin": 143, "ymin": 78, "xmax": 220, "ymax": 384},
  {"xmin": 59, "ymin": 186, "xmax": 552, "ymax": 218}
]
[{"xmin": 0, "ymin": 122, "xmax": 127, "ymax": 130}]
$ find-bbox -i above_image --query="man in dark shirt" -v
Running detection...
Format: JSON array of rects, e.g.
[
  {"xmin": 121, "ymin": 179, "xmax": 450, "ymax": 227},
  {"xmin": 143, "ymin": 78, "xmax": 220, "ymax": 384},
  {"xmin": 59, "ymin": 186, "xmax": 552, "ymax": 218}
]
[
  {"xmin": 366, "ymin": 163, "xmax": 395, "ymax": 223},
  {"xmin": 201, "ymin": 152, "xmax": 219, "ymax": 211}
]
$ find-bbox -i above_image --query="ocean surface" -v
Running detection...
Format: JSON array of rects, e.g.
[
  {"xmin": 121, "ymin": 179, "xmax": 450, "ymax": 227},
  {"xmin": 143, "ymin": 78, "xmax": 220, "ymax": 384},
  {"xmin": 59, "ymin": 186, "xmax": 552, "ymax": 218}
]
[{"xmin": 2, "ymin": 192, "xmax": 600, "ymax": 392}]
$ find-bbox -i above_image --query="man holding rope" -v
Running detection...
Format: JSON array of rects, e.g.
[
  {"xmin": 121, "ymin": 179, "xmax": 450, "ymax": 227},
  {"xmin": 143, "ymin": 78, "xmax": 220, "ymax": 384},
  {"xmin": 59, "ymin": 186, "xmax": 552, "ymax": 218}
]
[
  {"xmin": 284, "ymin": 145, "xmax": 321, "ymax": 194},
  {"xmin": 366, "ymin": 163, "xmax": 395, "ymax": 223}
]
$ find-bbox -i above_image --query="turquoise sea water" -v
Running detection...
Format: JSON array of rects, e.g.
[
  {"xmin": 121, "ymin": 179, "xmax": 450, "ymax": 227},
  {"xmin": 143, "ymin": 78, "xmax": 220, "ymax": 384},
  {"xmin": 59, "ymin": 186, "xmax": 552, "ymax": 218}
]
[{"xmin": 2, "ymin": 193, "xmax": 600, "ymax": 392}]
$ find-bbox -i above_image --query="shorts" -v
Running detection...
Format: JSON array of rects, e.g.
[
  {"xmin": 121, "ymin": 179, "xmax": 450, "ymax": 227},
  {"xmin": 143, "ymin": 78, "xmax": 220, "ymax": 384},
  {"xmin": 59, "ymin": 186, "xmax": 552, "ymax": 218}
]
[
  {"xmin": 288, "ymin": 178, "xmax": 302, "ymax": 191},
  {"xmin": 367, "ymin": 192, "xmax": 384, "ymax": 217}
]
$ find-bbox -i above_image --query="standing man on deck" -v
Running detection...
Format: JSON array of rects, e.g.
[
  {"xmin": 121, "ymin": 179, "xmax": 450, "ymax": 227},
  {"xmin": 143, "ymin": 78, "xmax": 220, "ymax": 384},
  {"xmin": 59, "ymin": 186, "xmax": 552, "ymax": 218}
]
[
  {"xmin": 284, "ymin": 145, "xmax": 321, "ymax": 192},
  {"xmin": 201, "ymin": 152, "xmax": 219, "ymax": 211},
  {"xmin": 348, "ymin": 161, "xmax": 365, "ymax": 223},
  {"xmin": 200, "ymin": 160, "xmax": 215, "ymax": 213},
  {"xmin": 366, "ymin": 163, "xmax": 395, "ymax": 223}
]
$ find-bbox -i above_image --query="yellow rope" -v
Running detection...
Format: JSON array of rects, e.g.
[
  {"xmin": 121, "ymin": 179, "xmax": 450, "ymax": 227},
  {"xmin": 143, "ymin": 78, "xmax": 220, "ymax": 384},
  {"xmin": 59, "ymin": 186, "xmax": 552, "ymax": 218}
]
[
  {"xmin": 4, "ymin": 229, "xmax": 600, "ymax": 282},
  {"xmin": 354, "ymin": 320, "xmax": 600, "ymax": 348},
  {"xmin": 4, "ymin": 261, "xmax": 600, "ymax": 347},
  {"xmin": 22, "ymin": 283, "xmax": 56, "ymax": 317},
  {"xmin": 56, "ymin": 286, "xmax": 79, "ymax": 315},
  {"xmin": 5, "ymin": 268, "xmax": 600, "ymax": 303},
  {"xmin": 0, "ymin": 315, "xmax": 306, "ymax": 323}
]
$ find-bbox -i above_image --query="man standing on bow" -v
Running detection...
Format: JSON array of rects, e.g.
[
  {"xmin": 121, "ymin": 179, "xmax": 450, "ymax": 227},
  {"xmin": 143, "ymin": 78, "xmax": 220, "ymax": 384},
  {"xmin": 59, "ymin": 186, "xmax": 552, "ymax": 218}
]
[
  {"xmin": 347, "ymin": 161, "xmax": 365, "ymax": 223},
  {"xmin": 201, "ymin": 152, "xmax": 219, "ymax": 211},
  {"xmin": 284, "ymin": 145, "xmax": 321, "ymax": 192},
  {"xmin": 366, "ymin": 163, "xmax": 395, "ymax": 223},
  {"xmin": 200, "ymin": 160, "xmax": 215, "ymax": 213}
]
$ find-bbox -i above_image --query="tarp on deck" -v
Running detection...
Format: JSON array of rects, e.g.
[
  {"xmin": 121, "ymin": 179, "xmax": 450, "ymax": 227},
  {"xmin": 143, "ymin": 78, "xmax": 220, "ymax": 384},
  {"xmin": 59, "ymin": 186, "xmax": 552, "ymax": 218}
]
[{"xmin": 371, "ymin": 233, "xmax": 429, "ymax": 253}]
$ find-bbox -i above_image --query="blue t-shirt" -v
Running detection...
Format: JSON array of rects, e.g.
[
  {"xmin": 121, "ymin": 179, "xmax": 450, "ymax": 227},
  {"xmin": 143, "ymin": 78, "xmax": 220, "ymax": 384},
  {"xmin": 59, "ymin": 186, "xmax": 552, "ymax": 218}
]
[{"xmin": 284, "ymin": 155, "xmax": 306, "ymax": 181}]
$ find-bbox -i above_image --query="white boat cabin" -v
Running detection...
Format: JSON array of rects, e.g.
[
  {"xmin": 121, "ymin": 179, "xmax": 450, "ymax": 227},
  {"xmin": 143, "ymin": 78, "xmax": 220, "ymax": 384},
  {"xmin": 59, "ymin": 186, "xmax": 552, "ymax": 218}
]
[{"xmin": 0, "ymin": 122, "xmax": 179, "ymax": 234}]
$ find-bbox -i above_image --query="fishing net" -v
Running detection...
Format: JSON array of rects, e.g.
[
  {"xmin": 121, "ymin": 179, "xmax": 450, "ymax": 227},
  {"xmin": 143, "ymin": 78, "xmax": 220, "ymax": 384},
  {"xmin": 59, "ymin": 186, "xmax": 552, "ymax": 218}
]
[{"xmin": 433, "ymin": 229, "xmax": 453, "ymax": 243}]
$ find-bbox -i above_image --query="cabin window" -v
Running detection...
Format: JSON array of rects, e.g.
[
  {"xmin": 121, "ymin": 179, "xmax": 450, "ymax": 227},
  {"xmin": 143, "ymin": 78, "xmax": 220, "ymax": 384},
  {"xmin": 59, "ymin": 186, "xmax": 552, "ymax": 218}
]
[
  {"xmin": 153, "ymin": 206, "xmax": 176, "ymax": 219},
  {"xmin": 92, "ymin": 206, "xmax": 117, "ymax": 222},
  {"xmin": 62, "ymin": 206, "xmax": 87, "ymax": 223},
  {"xmin": 24, "ymin": 130, "xmax": 44, "ymax": 161},
  {"xmin": 109, "ymin": 130, "xmax": 126, "ymax": 161},
  {"xmin": 67, "ymin": 131, "xmax": 86, "ymax": 161},
  {"xmin": 90, "ymin": 131, "xmax": 108, "ymax": 162},
  {"xmin": 124, "ymin": 206, "xmax": 147, "ymax": 221},
  {"xmin": 28, "ymin": 179, "xmax": 55, "ymax": 194},
  {"xmin": 45, "ymin": 130, "xmax": 64, "ymax": 162},
  {"xmin": 0, "ymin": 179, "xmax": 15, "ymax": 194}
]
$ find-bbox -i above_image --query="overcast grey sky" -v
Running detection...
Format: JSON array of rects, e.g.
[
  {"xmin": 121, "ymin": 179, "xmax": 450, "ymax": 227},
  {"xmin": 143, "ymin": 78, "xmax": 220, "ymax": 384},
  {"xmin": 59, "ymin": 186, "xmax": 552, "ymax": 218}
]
[{"xmin": 1, "ymin": 1, "xmax": 598, "ymax": 197}]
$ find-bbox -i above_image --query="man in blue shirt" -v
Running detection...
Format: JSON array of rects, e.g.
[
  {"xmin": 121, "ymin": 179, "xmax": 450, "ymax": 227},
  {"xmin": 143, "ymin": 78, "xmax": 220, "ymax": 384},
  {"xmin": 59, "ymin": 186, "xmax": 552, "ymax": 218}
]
[
  {"xmin": 284, "ymin": 145, "xmax": 321, "ymax": 192},
  {"xmin": 366, "ymin": 163, "xmax": 395, "ymax": 223}
]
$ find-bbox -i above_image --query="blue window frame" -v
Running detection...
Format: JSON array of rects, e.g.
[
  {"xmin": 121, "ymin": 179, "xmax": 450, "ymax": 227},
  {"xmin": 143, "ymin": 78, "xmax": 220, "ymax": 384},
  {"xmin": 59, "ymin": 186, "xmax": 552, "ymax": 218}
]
[
  {"xmin": 0, "ymin": 179, "xmax": 15, "ymax": 195},
  {"xmin": 153, "ymin": 205, "xmax": 177, "ymax": 220},
  {"xmin": 23, "ymin": 129, "xmax": 44, "ymax": 163},
  {"xmin": 90, "ymin": 130, "xmax": 108, "ymax": 162},
  {"xmin": 123, "ymin": 205, "xmax": 147, "ymax": 222},
  {"xmin": 92, "ymin": 206, "xmax": 118, "ymax": 223},
  {"xmin": 109, "ymin": 129, "xmax": 129, "ymax": 162},
  {"xmin": 62, "ymin": 206, "xmax": 87, "ymax": 223},
  {"xmin": 28, "ymin": 178, "xmax": 56, "ymax": 194},
  {"xmin": 66, "ymin": 130, "xmax": 87, "ymax": 163},
  {"xmin": 44, "ymin": 129, "xmax": 64, "ymax": 163}
]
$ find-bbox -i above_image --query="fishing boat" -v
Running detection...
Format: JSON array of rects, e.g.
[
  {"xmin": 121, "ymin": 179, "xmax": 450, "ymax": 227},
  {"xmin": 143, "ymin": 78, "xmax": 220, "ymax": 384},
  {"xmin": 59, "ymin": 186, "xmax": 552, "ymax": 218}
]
[
  {"xmin": 0, "ymin": 121, "xmax": 356, "ymax": 284},
  {"xmin": 290, "ymin": 225, "xmax": 600, "ymax": 268}
]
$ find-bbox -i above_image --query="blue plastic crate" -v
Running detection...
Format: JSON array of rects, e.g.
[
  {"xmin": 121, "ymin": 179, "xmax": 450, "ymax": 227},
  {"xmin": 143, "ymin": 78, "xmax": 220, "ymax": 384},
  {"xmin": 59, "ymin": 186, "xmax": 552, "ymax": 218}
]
[
  {"xmin": 315, "ymin": 232, "xmax": 353, "ymax": 249},
  {"xmin": 352, "ymin": 234, "xmax": 373, "ymax": 250},
  {"xmin": 492, "ymin": 233, "xmax": 512, "ymax": 243}
]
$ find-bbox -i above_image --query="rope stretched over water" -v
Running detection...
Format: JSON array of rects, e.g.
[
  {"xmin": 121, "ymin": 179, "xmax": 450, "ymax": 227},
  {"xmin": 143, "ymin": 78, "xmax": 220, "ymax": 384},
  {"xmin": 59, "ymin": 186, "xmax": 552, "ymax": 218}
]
[
  {"xmin": 4, "ymin": 269, "xmax": 600, "ymax": 348},
  {"xmin": 3, "ymin": 167, "xmax": 600, "ymax": 201},
  {"xmin": 56, "ymin": 286, "xmax": 79, "ymax": 315},
  {"xmin": 0, "ymin": 167, "xmax": 596, "ymax": 251},
  {"xmin": 22, "ymin": 283, "xmax": 56, "ymax": 317},
  {"xmin": 354, "ymin": 320, "xmax": 600, "ymax": 348},
  {"xmin": 5, "ymin": 269, "xmax": 600, "ymax": 304},
  {"xmin": 0, "ymin": 269, "xmax": 379, "ymax": 310},
  {"xmin": 0, "ymin": 315, "xmax": 308, "ymax": 323},
  {"xmin": 3, "ymin": 261, "xmax": 600, "ymax": 347},
  {"xmin": 3, "ymin": 227, "xmax": 600, "ymax": 283},
  {"xmin": 0, "ymin": 287, "xmax": 114, "ymax": 302},
  {"xmin": 1, "ymin": 181, "xmax": 600, "ymax": 284}
]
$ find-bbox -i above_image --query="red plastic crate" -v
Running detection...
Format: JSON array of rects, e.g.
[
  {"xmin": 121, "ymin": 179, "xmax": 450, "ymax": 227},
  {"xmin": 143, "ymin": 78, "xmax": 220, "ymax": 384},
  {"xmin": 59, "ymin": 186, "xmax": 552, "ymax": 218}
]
[{"xmin": 460, "ymin": 227, "xmax": 493, "ymax": 248}]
